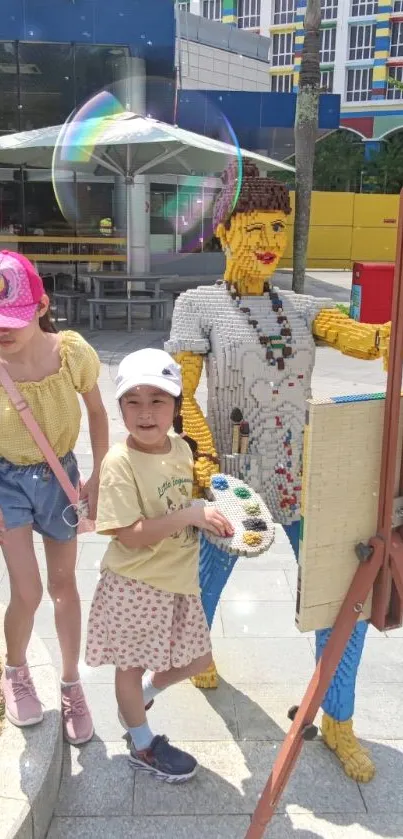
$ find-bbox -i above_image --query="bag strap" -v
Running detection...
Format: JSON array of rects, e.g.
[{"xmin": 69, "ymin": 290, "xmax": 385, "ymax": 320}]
[{"xmin": 0, "ymin": 363, "xmax": 78, "ymax": 506}]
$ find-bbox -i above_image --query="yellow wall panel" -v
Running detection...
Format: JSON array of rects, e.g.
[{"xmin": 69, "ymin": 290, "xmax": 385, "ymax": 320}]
[
  {"xmin": 308, "ymin": 225, "xmax": 353, "ymax": 261},
  {"xmin": 351, "ymin": 227, "xmax": 397, "ymax": 263},
  {"xmin": 353, "ymin": 194, "xmax": 399, "ymax": 228},
  {"xmin": 310, "ymin": 192, "xmax": 354, "ymax": 227},
  {"xmin": 279, "ymin": 192, "xmax": 398, "ymax": 269}
]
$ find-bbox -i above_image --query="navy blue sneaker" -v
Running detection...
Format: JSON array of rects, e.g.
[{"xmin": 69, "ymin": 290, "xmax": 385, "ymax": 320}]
[{"xmin": 129, "ymin": 735, "xmax": 198, "ymax": 783}]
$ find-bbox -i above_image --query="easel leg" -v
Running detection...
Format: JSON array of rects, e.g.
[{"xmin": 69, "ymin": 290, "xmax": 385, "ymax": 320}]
[{"xmin": 245, "ymin": 542, "xmax": 383, "ymax": 839}]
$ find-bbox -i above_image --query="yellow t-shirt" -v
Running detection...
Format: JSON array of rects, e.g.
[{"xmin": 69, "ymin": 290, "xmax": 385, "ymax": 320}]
[
  {"xmin": 96, "ymin": 435, "xmax": 200, "ymax": 595},
  {"xmin": 0, "ymin": 331, "xmax": 100, "ymax": 465}
]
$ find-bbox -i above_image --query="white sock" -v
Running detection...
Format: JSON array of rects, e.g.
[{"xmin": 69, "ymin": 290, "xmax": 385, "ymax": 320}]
[
  {"xmin": 129, "ymin": 721, "xmax": 154, "ymax": 751},
  {"xmin": 6, "ymin": 664, "xmax": 23, "ymax": 674},
  {"xmin": 61, "ymin": 678, "xmax": 80, "ymax": 688},
  {"xmin": 142, "ymin": 671, "xmax": 163, "ymax": 706}
]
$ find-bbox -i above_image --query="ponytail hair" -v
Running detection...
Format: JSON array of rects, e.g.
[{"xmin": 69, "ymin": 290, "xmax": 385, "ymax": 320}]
[{"xmin": 39, "ymin": 308, "xmax": 58, "ymax": 333}]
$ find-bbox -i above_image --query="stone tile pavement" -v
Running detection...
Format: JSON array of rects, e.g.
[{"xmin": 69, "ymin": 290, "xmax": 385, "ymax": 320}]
[{"xmin": 1, "ymin": 315, "xmax": 403, "ymax": 839}]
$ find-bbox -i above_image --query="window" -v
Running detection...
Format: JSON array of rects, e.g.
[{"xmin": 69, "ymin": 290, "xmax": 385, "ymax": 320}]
[
  {"xmin": 351, "ymin": 0, "xmax": 377, "ymax": 14},
  {"xmin": 346, "ymin": 67, "xmax": 373, "ymax": 100},
  {"xmin": 393, "ymin": 0, "xmax": 403, "ymax": 10},
  {"xmin": 391, "ymin": 22, "xmax": 403, "ymax": 57},
  {"xmin": 321, "ymin": 0, "xmax": 338, "ymax": 20},
  {"xmin": 202, "ymin": 0, "xmax": 222, "ymax": 19},
  {"xmin": 348, "ymin": 24, "xmax": 375, "ymax": 60},
  {"xmin": 271, "ymin": 73, "xmax": 294, "ymax": 91},
  {"xmin": 320, "ymin": 69, "xmax": 334, "ymax": 91},
  {"xmin": 18, "ymin": 43, "xmax": 75, "ymax": 131},
  {"xmin": 0, "ymin": 42, "xmax": 19, "ymax": 135},
  {"xmin": 177, "ymin": 1, "xmax": 190, "ymax": 10},
  {"xmin": 273, "ymin": 0, "xmax": 296, "ymax": 25},
  {"xmin": 272, "ymin": 32, "xmax": 295, "ymax": 66},
  {"xmin": 237, "ymin": 0, "xmax": 261, "ymax": 28},
  {"xmin": 320, "ymin": 28, "xmax": 336, "ymax": 63},
  {"xmin": 387, "ymin": 65, "xmax": 403, "ymax": 98}
]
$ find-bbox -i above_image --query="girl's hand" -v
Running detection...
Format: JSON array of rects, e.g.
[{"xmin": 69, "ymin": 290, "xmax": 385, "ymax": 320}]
[
  {"xmin": 192, "ymin": 504, "xmax": 234, "ymax": 538},
  {"xmin": 79, "ymin": 473, "xmax": 99, "ymax": 521},
  {"xmin": 0, "ymin": 509, "xmax": 6, "ymax": 545}
]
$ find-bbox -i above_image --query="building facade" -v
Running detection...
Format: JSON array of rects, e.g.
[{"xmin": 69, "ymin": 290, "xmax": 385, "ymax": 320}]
[{"xmin": 181, "ymin": 0, "xmax": 403, "ymax": 142}]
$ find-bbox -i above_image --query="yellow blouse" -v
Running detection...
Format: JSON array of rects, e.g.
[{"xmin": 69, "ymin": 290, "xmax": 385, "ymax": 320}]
[{"xmin": 0, "ymin": 331, "xmax": 100, "ymax": 465}]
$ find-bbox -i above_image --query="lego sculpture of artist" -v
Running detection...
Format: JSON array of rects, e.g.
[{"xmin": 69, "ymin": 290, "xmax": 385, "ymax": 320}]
[{"xmin": 166, "ymin": 159, "xmax": 387, "ymax": 784}]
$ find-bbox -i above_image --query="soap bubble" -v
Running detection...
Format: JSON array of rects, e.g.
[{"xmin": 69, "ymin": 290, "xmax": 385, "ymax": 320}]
[{"xmin": 51, "ymin": 79, "xmax": 242, "ymax": 261}]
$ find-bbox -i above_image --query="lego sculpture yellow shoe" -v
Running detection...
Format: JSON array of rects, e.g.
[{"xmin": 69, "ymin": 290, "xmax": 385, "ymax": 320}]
[
  {"xmin": 191, "ymin": 661, "xmax": 219, "ymax": 689},
  {"xmin": 321, "ymin": 713, "xmax": 375, "ymax": 782}
]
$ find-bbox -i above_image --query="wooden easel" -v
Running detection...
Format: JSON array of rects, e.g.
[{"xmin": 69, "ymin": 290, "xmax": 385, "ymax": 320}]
[{"xmin": 245, "ymin": 191, "xmax": 403, "ymax": 839}]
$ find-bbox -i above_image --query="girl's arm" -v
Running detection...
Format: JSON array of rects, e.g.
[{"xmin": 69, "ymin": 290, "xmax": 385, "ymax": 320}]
[
  {"xmin": 116, "ymin": 503, "xmax": 233, "ymax": 550},
  {"xmin": 81, "ymin": 384, "xmax": 109, "ymax": 518}
]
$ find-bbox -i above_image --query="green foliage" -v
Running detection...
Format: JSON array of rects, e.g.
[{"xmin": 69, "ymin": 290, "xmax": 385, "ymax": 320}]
[
  {"xmin": 313, "ymin": 130, "xmax": 364, "ymax": 192},
  {"xmin": 311, "ymin": 128, "xmax": 403, "ymax": 193},
  {"xmin": 365, "ymin": 133, "xmax": 403, "ymax": 193},
  {"xmin": 388, "ymin": 75, "xmax": 403, "ymax": 92}
]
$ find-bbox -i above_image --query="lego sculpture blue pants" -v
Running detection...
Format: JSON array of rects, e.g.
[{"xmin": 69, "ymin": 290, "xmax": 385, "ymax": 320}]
[{"xmin": 199, "ymin": 524, "xmax": 368, "ymax": 722}]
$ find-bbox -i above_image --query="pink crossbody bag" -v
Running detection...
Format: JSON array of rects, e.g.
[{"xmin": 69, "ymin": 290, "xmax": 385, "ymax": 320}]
[{"xmin": 0, "ymin": 364, "xmax": 95, "ymax": 534}]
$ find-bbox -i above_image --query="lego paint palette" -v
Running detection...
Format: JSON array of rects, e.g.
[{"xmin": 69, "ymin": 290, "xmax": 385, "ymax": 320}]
[{"xmin": 202, "ymin": 474, "xmax": 275, "ymax": 557}]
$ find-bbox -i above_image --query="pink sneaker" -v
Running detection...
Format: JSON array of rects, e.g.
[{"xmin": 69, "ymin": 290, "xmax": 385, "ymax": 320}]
[
  {"xmin": 1, "ymin": 663, "xmax": 43, "ymax": 727},
  {"xmin": 61, "ymin": 682, "xmax": 94, "ymax": 745}
]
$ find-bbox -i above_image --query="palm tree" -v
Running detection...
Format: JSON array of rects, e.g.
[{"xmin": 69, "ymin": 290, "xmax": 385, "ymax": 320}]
[{"xmin": 292, "ymin": 0, "xmax": 321, "ymax": 293}]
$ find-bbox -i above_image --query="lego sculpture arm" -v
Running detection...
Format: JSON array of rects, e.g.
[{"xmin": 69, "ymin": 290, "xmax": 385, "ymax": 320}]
[
  {"xmin": 165, "ymin": 291, "xmax": 219, "ymax": 495},
  {"xmin": 173, "ymin": 352, "xmax": 219, "ymax": 494},
  {"xmin": 312, "ymin": 308, "xmax": 388, "ymax": 361}
]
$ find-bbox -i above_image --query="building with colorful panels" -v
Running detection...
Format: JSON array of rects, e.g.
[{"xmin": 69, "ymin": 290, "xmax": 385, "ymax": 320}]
[{"xmin": 182, "ymin": 0, "xmax": 403, "ymax": 145}]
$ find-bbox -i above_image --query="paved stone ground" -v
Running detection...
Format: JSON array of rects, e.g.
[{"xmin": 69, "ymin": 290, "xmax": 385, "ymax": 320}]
[{"xmin": 1, "ymin": 276, "xmax": 403, "ymax": 839}]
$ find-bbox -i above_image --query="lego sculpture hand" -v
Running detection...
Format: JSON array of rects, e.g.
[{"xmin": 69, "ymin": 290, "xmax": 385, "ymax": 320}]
[
  {"xmin": 312, "ymin": 308, "xmax": 383, "ymax": 360},
  {"xmin": 378, "ymin": 322, "xmax": 391, "ymax": 370},
  {"xmin": 173, "ymin": 352, "xmax": 219, "ymax": 495}
]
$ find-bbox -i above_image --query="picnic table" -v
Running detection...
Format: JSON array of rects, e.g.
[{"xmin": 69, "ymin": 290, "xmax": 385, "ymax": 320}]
[
  {"xmin": 85, "ymin": 273, "xmax": 177, "ymax": 330},
  {"xmin": 88, "ymin": 273, "xmax": 163, "ymax": 300}
]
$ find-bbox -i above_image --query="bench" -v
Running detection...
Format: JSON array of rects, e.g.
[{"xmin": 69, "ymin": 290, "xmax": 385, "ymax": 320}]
[
  {"xmin": 53, "ymin": 291, "xmax": 88, "ymax": 326},
  {"xmin": 88, "ymin": 296, "xmax": 171, "ymax": 332}
]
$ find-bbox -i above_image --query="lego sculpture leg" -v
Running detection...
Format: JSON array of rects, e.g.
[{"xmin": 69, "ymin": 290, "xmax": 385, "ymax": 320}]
[
  {"xmin": 284, "ymin": 523, "xmax": 375, "ymax": 782},
  {"xmin": 192, "ymin": 534, "xmax": 240, "ymax": 689}
]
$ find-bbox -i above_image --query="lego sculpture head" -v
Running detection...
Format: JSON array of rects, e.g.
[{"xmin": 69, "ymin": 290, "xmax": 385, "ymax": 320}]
[{"xmin": 213, "ymin": 159, "xmax": 291, "ymax": 295}]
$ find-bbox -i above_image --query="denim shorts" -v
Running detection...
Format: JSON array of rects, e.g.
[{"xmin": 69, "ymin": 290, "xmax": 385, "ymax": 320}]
[{"xmin": 0, "ymin": 451, "xmax": 79, "ymax": 542}]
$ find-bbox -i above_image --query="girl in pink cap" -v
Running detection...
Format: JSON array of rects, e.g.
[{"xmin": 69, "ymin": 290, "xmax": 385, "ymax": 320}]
[{"xmin": 0, "ymin": 251, "xmax": 108, "ymax": 745}]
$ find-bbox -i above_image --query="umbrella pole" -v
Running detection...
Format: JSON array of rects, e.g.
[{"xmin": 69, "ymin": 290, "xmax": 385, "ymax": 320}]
[
  {"xmin": 126, "ymin": 174, "xmax": 151, "ymax": 275},
  {"xmin": 126, "ymin": 176, "xmax": 131, "ymax": 274}
]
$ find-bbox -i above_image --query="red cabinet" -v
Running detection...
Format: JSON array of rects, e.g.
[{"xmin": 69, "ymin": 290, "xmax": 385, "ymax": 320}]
[{"xmin": 350, "ymin": 262, "xmax": 394, "ymax": 324}]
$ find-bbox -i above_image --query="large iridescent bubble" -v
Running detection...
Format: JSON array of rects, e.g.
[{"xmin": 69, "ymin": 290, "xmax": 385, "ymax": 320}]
[
  {"xmin": 51, "ymin": 81, "xmax": 243, "ymax": 258},
  {"xmin": 52, "ymin": 90, "xmax": 126, "ymax": 230}
]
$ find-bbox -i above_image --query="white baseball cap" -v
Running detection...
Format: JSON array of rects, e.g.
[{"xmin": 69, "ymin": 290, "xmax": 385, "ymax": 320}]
[{"xmin": 115, "ymin": 348, "xmax": 182, "ymax": 400}]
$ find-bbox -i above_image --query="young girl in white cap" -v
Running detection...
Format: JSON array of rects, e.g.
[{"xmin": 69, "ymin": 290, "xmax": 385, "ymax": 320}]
[
  {"xmin": 0, "ymin": 251, "xmax": 108, "ymax": 744},
  {"xmin": 86, "ymin": 347, "xmax": 233, "ymax": 782}
]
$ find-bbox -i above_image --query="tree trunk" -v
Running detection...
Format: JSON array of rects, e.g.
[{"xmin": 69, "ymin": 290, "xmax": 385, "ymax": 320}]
[{"xmin": 292, "ymin": 0, "xmax": 321, "ymax": 294}]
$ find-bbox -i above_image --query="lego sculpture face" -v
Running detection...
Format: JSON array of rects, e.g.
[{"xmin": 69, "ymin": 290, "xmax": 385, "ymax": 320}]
[{"xmin": 216, "ymin": 208, "xmax": 288, "ymax": 295}]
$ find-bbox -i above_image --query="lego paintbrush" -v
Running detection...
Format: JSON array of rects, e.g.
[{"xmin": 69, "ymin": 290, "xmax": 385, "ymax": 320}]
[
  {"xmin": 240, "ymin": 420, "xmax": 250, "ymax": 454},
  {"xmin": 230, "ymin": 407, "xmax": 243, "ymax": 454}
]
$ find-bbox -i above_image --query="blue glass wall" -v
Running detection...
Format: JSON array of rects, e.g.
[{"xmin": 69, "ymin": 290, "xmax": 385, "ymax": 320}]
[{"xmin": 0, "ymin": 0, "xmax": 175, "ymax": 78}]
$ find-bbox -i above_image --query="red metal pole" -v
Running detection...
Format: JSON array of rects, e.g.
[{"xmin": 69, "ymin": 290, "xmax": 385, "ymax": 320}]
[{"xmin": 372, "ymin": 190, "xmax": 403, "ymax": 630}]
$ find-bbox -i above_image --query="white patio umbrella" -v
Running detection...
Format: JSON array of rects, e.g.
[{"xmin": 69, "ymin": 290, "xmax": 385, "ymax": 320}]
[{"xmin": 0, "ymin": 113, "xmax": 295, "ymax": 271}]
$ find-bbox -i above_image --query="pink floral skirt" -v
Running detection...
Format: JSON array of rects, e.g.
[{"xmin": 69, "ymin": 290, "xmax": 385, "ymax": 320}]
[{"xmin": 85, "ymin": 570, "xmax": 212, "ymax": 672}]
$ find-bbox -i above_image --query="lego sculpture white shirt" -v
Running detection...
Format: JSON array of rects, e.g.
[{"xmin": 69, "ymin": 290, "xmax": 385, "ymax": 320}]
[{"xmin": 166, "ymin": 283, "xmax": 332, "ymax": 525}]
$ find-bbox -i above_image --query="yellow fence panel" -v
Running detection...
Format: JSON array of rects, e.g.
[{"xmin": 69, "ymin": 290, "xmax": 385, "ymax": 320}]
[
  {"xmin": 351, "ymin": 227, "xmax": 397, "ymax": 263},
  {"xmin": 281, "ymin": 192, "xmax": 399, "ymax": 269},
  {"xmin": 353, "ymin": 194, "xmax": 399, "ymax": 229}
]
